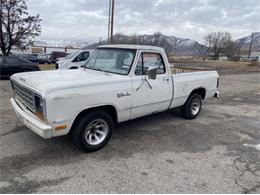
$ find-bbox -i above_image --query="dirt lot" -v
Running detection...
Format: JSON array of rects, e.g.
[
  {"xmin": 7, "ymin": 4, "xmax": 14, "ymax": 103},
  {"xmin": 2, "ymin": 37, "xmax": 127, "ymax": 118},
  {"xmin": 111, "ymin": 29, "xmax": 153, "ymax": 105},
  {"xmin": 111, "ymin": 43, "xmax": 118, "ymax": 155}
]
[{"xmin": 0, "ymin": 71, "xmax": 259, "ymax": 193}]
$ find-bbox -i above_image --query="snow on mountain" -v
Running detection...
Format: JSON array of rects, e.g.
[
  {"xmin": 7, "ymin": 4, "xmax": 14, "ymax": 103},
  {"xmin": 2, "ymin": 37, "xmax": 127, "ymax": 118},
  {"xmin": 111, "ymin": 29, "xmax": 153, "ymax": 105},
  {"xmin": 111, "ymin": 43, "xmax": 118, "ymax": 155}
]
[
  {"xmin": 166, "ymin": 35, "xmax": 207, "ymax": 56},
  {"xmin": 33, "ymin": 39, "xmax": 88, "ymax": 49},
  {"xmin": 32, "ymin": 33, "xmax": 260, "ymax": 56},
  {"xmin": 84, "ymin": 34, "xmax": 208, "ymax": 56},
  {"xmin": 236, "ymin": 32, "xmax": 260, "ymax": 51}
]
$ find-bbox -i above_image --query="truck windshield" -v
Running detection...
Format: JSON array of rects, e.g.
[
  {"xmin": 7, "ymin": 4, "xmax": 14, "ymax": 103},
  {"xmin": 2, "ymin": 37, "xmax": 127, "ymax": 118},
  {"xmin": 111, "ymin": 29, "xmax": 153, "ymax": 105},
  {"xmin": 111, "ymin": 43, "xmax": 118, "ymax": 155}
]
[
  {"xmin": 82, "ymin": 48, "xmax": 136, "ymax": 75},
  {"xmin": 65, "ymin": 51, "xmax": 79, "ymax": 59}
]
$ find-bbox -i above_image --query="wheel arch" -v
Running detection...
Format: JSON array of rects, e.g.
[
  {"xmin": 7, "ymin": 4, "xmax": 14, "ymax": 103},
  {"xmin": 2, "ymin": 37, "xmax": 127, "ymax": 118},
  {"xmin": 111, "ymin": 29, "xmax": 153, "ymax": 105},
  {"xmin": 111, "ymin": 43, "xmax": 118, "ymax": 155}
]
[
  {"xmin": 189, "ymin": 87, "xmax": 206, "ymax": 100},
  {"xmin": 70, "ymin": 105, "xmax": 118, "ymax": 133}
]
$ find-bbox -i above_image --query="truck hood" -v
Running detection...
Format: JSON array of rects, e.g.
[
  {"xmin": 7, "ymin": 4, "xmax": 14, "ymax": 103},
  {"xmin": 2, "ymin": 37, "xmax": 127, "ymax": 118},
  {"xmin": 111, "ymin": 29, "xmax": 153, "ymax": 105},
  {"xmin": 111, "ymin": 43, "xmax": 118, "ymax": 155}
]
[{"xmin": 11, "ymin": 69, "xmax": 129, "ymax": 95}]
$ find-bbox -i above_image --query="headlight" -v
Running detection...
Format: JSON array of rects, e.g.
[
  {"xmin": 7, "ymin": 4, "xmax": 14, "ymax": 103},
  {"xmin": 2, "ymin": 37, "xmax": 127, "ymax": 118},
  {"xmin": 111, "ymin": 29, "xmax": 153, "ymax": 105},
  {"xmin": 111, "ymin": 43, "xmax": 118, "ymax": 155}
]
[{"xmin": 34, "ymin": 95, "xmax": 44, "ymax": 120}]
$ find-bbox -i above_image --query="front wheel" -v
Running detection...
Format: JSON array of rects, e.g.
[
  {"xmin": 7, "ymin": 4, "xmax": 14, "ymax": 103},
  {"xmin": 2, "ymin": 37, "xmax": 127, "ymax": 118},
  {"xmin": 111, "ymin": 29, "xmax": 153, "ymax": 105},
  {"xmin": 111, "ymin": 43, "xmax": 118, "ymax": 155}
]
[
  {"xmin": 72, "ymin": 111, "xmax": 113, "ymax": 152},
  {"xmin": 181, "ymin": 93, "xmax": 202, "ymax": 119}
]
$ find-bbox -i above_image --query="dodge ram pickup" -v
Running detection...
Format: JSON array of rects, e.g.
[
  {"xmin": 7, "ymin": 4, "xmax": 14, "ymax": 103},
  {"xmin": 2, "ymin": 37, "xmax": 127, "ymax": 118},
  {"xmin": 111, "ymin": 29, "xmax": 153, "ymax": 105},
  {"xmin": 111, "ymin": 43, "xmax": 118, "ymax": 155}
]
[{"xmin": 10, "ymin": 45, "xmax": 219, "ymax": 152}]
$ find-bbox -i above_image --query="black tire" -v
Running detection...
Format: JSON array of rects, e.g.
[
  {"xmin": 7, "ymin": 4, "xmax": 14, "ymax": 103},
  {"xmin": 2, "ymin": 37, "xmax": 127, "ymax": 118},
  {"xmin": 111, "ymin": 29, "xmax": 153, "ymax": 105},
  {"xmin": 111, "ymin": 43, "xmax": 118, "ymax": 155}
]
[
  {"xmin": 181, "ymin": 93, "xmax": 202, "ymax": 119},
  {"xmin": 72, "ymin": 111, "xmax": 113, "ymax": 152}
]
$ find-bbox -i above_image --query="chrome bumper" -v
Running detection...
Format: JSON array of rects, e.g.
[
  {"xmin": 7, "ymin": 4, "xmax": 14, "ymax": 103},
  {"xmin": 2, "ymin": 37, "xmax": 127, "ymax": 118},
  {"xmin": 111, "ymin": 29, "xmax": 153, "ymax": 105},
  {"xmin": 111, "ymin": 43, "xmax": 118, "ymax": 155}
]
[
  {"xmin": 10, "ymin": 98, "xmax": 52, "ymax": 139},
  {"xmin": 214, "ymin": 91, "xmax": 220, "ymax": 98}
]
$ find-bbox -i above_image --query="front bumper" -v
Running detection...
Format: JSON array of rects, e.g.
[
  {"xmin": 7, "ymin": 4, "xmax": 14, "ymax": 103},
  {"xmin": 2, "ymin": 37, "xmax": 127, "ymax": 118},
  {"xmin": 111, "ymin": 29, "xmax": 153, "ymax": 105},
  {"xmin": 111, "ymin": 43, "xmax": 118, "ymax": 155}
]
[{"xmin": 10, "ymin": 98, "xmax": 52, "ymax": 139}]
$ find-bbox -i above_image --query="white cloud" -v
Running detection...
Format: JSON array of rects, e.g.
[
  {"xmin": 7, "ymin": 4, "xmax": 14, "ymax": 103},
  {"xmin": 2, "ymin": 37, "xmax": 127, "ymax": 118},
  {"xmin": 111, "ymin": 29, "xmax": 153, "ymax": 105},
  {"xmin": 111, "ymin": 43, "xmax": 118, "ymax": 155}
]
[{"xmin": 27, "ymin": 0, "xmax": 260, "ymax": 44}]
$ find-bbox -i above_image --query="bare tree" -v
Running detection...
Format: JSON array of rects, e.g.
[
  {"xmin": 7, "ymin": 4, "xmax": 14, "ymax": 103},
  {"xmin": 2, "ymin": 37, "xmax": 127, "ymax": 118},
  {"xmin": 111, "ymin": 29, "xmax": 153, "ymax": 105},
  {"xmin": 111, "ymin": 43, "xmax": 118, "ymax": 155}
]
[
  {"xmin": 0, "ymin": 0, "xmax": 41, "ymax": 56},
  {"xmin": 223, "ymin": 40, "xmax": 241, "ymax": 59},
  {"xmin": 205, "ymin": 32, "xmax": 233, "ymax": 60}
]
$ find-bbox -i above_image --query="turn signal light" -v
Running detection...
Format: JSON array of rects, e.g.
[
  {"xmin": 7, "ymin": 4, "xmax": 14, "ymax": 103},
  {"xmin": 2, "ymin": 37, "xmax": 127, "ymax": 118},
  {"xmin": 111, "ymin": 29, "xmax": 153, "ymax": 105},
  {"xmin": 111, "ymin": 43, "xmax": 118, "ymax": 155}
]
[
  {"xmin": 55, "ymin": 125, "xmax": 67, "ymax": 131},
  {"xmin": 35, "ymin": 112, "xmax": 44, "ymax": 121}
]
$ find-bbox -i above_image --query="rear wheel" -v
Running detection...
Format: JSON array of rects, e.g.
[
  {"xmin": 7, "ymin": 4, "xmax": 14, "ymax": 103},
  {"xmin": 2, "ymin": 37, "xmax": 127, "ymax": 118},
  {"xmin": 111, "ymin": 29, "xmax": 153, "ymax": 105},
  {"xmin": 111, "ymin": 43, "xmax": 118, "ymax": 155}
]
[
  {"xmin": 181, "ymin": 93, "xmax": 202, "ymax": 119},
  {"xmin": 72, "ymin": 111, "xmax": 113, "ymax": 152}
]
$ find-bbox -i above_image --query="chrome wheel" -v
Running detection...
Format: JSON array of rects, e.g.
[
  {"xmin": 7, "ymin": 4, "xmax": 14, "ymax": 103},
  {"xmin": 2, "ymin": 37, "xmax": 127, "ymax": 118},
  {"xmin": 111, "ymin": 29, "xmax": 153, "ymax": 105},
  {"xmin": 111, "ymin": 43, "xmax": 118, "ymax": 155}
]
[
  {"xmin": 190, "ymin": 98, "xmax": 201, "ymax": 115},
  {"xmin": 85, "ymin": 119, "xmax": 108, "ymax": 146}
]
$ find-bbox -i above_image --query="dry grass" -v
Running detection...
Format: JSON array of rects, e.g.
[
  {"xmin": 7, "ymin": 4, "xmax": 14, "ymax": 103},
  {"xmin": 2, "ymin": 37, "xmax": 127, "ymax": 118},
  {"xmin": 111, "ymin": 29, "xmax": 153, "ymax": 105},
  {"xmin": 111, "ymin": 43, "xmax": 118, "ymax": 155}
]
[
  {"xmin": 247, "ymin": 61, "xmax": 260, "ymax": 67},
  {"xmin": 172, "ymin": 60, "xmax": 260, "ymax": 75},
  {"xmin": 39, "ymin": 64, "xmax": 56, "ymax": 70}
]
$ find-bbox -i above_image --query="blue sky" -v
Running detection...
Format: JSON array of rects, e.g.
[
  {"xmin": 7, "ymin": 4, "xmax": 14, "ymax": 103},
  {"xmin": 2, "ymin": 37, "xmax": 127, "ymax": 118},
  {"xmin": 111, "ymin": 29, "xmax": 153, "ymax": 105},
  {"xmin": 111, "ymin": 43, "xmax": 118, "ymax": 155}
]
[{"xmin": 27, "ymin": 0, "xmax": 260, "ymax": 44}]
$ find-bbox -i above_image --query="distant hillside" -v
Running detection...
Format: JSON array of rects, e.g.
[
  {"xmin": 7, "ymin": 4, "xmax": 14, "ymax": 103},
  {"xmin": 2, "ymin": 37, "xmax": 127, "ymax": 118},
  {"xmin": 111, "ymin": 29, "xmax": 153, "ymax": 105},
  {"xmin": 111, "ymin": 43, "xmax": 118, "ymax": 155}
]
[
  {"xmin": 236, "ymin": 32, "xmax": 260, "ymax": 51},
  {"xmin": 83, "ymin": 33, "xmax": 208, "ymax": 57},
  {"xmin": 33, "ymin": 39, "xmax": 88, "ymax": 49}
]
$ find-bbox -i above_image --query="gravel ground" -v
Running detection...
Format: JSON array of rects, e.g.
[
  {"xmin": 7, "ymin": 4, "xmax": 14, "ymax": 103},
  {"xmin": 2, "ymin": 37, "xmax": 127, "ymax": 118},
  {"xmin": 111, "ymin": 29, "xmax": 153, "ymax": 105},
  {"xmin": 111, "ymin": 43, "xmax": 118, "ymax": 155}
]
[{"xmin": 0, "ymin": 73, "xmax": 259, "ymax": 193}]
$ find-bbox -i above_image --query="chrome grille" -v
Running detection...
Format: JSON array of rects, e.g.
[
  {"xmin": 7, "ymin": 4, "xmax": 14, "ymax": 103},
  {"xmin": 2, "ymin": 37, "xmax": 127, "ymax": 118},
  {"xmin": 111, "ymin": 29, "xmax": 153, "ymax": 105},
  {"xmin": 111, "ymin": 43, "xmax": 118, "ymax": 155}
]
[{"xmin": 12, "ymin": 81, "xmax": 36, "ymax": 112}]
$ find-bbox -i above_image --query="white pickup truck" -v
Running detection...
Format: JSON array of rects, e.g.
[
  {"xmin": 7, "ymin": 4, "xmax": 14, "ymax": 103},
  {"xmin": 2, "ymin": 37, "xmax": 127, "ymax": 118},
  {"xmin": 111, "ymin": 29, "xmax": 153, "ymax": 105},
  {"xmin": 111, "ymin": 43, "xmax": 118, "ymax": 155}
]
[{"xmin": 10, "ymin": 45, "xmax": 219, "ymax": 152}]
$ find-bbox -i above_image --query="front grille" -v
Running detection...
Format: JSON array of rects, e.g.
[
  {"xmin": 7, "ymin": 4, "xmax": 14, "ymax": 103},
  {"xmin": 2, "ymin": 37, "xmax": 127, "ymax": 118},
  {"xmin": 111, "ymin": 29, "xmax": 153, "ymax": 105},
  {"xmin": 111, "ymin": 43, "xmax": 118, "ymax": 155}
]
[{"xmin": 12, "ymin": 81, "xmax": 36, "ymax": 113}]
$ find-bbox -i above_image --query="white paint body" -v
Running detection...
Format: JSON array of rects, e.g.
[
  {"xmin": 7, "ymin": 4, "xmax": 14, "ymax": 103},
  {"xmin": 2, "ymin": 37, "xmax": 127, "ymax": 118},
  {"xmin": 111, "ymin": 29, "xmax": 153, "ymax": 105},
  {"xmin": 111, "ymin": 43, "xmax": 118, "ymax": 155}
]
[{"xmin": 10, "ymin": 45, "xmax": 219, "ymax": 139}]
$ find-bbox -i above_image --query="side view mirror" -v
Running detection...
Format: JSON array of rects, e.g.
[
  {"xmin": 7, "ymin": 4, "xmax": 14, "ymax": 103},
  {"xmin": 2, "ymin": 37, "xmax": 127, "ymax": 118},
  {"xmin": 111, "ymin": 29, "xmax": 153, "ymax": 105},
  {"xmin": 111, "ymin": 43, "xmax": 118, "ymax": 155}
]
[{"xmin": 148, "ymin": 67, "xmax": 157, "ymax": 80}]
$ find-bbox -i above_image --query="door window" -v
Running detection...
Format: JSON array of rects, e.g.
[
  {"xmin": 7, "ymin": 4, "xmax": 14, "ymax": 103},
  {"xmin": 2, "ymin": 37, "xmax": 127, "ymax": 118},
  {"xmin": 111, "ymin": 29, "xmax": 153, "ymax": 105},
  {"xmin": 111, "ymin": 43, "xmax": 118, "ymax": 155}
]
[
  {"xmin": 5, "ymin": 57, "xmax": 19, "ymax": 65},
  {"xmin": 77, "ymin": 52, "xmax": 89, "ymax": 62},
  {"xmin": 135, "ymin": 52, "xmax": 166, "ymax": 76}
]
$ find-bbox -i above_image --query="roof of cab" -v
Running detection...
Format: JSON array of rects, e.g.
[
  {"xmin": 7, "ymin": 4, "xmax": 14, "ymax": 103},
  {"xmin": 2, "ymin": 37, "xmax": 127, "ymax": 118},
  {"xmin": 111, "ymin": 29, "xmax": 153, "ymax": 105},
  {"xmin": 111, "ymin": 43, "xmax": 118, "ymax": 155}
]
[{"xmin": 98, "ymin": 44, "xmax": 165, "ymax": 52}]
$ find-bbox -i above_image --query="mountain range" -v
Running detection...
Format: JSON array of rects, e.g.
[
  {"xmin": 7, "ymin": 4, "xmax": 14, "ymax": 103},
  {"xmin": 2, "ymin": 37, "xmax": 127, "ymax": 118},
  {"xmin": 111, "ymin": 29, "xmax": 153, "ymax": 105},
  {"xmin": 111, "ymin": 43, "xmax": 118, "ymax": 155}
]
[
  {"xmin": 34, "ymin": 32, "xmax": 260, "ymax": 56},
  {"xmin": 33, "ymin": 39, "xmax": 89, "ymax": 49},
  {"xmin": 83, "ymin": 34, "xmax": 208, "ymax": 56},
  {"xmin": 235, "ymin": 32, "xmax": 260, "ymax": 52}
]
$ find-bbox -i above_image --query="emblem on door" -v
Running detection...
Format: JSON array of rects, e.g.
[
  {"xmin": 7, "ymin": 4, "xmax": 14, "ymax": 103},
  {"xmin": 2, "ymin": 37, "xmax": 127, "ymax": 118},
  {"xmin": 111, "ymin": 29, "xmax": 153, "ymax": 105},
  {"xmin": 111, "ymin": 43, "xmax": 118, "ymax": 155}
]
[{"xmin": 117, "ymin": 92, "xmax": 131, "ymax": 98}]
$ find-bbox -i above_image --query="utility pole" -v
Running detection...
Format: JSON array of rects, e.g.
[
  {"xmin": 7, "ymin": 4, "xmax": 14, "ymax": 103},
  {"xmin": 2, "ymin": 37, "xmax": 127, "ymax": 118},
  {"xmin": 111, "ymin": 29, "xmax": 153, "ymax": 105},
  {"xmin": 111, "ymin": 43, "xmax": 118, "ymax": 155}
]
[
  {"xmin": 110, "ymin": 0, "xmax": 115, "ymax": 44},
  {"xmin": 107, "ymin": 0, "xmax": 111, "ymax": 44},
  {"xmin": 174, "ymin": 39, "xmax": 177, "ymax": 56},
  {"xmin": 248, "ymin": 32, "xmax": 255, "ymax": 61}
]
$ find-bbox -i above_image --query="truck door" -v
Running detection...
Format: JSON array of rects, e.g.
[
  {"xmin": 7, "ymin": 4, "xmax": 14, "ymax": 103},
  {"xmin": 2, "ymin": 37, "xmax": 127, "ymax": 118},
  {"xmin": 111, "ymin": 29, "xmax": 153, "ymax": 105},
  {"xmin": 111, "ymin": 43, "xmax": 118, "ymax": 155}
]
[{"xmin": 130, "ymin": 51, "xmax": 172, "ymax": 119}]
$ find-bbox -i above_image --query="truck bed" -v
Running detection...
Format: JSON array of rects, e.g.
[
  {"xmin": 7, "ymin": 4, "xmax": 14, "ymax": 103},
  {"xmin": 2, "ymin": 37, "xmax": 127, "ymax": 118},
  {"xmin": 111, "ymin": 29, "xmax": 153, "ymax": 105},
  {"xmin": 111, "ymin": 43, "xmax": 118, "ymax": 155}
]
[
  {"xmin": 171, "ymin": 66, "xmax": 208, "ymax": 74},
  {"xmin": 169, "ymin": 68, "xmax": 219, "ymax": 108}
]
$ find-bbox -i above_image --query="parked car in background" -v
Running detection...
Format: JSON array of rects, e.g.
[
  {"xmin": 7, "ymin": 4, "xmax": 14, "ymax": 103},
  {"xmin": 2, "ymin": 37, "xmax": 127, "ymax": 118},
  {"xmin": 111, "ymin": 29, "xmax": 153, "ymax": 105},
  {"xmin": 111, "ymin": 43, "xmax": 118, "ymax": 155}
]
[
  {"xmin": 0, "ymin": 56, "xmax": 40, "ymax": 79},
  {"xmin": 56, "ymin": 53, "xmax": 71, "ymax": 63},
  {"xmin": 38, "ymin": 53, "xmax": 51, "ymax": 64},
  {"xmin": 38, "ymin": 52, "xmax": 68, "ymax": 64},
  {"xmin": 16, "ymin": 54, "xmax": 39, "ymax": 63},
  {"xmin": 57, "ymin": 50, "xmax": 93, "ymax": 69},
  {"xmin": 49, "ymin": 51, "xmax": 68, "ymax": 64}
]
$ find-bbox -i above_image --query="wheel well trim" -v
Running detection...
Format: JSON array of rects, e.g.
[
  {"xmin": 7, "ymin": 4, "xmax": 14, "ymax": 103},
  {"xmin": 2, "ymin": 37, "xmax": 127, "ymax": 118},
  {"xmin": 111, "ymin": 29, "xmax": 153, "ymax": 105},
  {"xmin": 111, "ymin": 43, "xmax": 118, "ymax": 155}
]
[
  {"xmin": 189, "ymin": 87, "xmax": 207, "ymax": 99},
  {"xmin": 70, "ymin": 104, "xmax": 119, "ymax": 132},
  {"xmin": 183, "ymin": 87, "xmax": 207, "ymax": 104}
]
